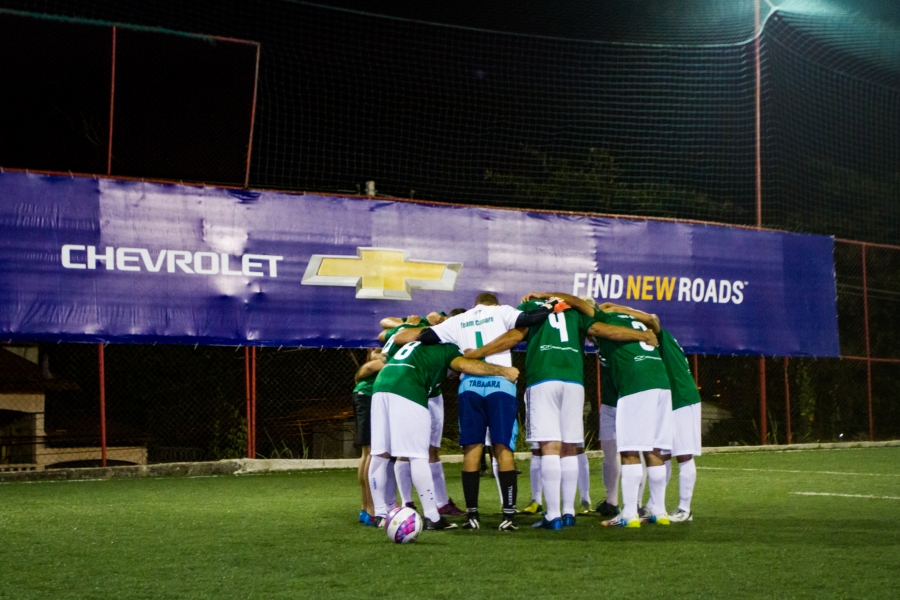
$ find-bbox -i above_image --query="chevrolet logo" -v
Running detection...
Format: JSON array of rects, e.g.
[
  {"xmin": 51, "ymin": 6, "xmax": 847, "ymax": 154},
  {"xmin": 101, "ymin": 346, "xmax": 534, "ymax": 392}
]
[{"xmin": 301, "ymin": 248, "xmax": 462, "ymax": 300}]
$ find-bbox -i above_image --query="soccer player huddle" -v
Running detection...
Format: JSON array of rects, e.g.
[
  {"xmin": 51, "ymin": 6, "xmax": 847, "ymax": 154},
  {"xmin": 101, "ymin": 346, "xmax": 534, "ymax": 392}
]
[{"xmin": 351, "ymin": 290, "xmax": 701, "ymax": 533}]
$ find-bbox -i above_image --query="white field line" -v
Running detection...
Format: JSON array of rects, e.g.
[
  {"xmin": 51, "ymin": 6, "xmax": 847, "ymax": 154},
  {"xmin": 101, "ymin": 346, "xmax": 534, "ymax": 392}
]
[
  {"xmin": 698, "ymin": 466, "xmax": 900, "ymax": 477},
  {"xmin": 792, "ymin": 492, "xmax": 900, "ymax": 500}
]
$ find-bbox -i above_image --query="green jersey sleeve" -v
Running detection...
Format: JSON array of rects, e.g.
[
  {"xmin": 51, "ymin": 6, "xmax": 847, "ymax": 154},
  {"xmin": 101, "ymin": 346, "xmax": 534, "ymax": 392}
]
[{"xmin": 658, "ymin": 329, "xmax": 701, "ymax": 410}]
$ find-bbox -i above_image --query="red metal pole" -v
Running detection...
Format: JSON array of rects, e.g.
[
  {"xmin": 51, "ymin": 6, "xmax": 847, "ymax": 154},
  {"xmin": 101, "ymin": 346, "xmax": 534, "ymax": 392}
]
[
  {"xmin": 754, "ymin": 0, "xmax": 762, "ymax": 229},
  {"xmin": 251, "ymin": 346, "xmax": 257, "ymax": 458},
  {"xmin": 244, "ymin": 43, "xmax": 261, "ymax": 189},
  {"xmin": 759, "ymin": 357, "xmax": 767, "ymax": 445},
  {"xmin": 98, "ymin": 343, "xmax": 107, "ymax": 467},
  {"xmin": 107, "ymin": 26, "xmax": 116, "ymax": 176},
  {"xmin": 862, "ymin": 244, "xmax": 874, "ymax": 441},
  {"xmin": 784, "ymin": 357, "xmax": 792, "ymax": 445},
  {"xmin": 245, "ymin": 347, "xmax": 252, "ymax": 458}
]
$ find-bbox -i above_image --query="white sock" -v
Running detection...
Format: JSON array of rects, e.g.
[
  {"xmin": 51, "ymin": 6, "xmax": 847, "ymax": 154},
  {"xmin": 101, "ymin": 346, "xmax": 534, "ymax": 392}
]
[
  {"xmin": 601, "ymin": 440, "xmax": 619, "ymax": 505},
  {"xmin": 430, "ymin": 462, "xmax": 449, "ymax": 508},
  {"xmin": 395, "ymin": 460, "xmax": 413, "ymax": 505},
  {"xmin": 678, "ymin": 459, "xmax": 697, "ymax": 513},
  {"xmin": 492, "ymin": 457, "xmax": 502, "ymax": 506},
  {"xmin": 665, "ymin": 459, "xmax": 672, "ymax": 485},
  {"xmin": 409, "ymin": 457, "xmax": 440, "ymax": 521},
  {"xmin": 637, "ymin": 454, "xmax": 648, "ymax": 509},
  {"xmin": 620, "ymin": 463, "xmax": 643, "ymax": 520},
  {"xmin": 560, "ymin": 456, "xmax": 578, "ymax": 517},
  {"xmin": 530, "ymin": 454, "xmax": 542, "ymax": 504},
  {"xmin": 576, "ymin": 453, "xmax": 591, "ymax": 505},
  {"xmin": 368, "ymin": 455, "xmax": 390, "ymax": 518},
  {"xmin": 541, "ymin": 454, "xmax": 562, "ymax": 521},
  {"xmin": 384, "ymin": 460, "xmax": 397, "ymax": 511},
  {"xmin": 647, "ymin": 465, "xmax": 668, "ymax": 516}
]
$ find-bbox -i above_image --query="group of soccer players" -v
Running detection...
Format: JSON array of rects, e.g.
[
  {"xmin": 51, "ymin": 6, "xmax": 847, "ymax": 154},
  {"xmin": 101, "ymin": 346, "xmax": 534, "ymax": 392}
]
[{"xmin": 351, "ymin": 289, "xmax": 701, "ymax": 532}]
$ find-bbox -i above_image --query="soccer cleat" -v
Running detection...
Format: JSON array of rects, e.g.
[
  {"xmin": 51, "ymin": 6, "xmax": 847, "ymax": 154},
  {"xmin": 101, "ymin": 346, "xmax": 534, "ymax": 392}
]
[
  {"xmin": 438, "ymin": 498, "xmax": 466, "ymax": 517},
  {"xmin": 641, "ymin": 513, "xmax": 671, "ymax": 525},
  {"xmin": 425, "ymin": 516, "xmax": 458, "ymax": 531},
  {"xmin": 601, "ymin": 513, "xmax": 640, "ymax": 528},
  {"xmin": 580, "ymin": 500, "xmax": 593, "ymax": 514},
  {"xmin": 520, "ymin": 501, "xmax": 542, "ymax": 515},
  {"xmin": 405, "ymin": 501, "xmax": 418, "ymax": 511},
  {"xmin": 359, "ymin": 510, "xmax": 377, "ymax": 526},
  {"xmin": 595, "ymin": 501, "xmax": 620, "ymax": 517},
  {"xmin": 462, "ymin": 513, "xmax": 481, "ymax": 530},
  {"xmin": 372, "ymin": 516, "xmax": 385, "ymax": 529},
  {"xmin": 532, "ymin": 515, "xmax": 564, "ymax": 530},
  {"xmin": 562, "ymin": 514, "xmax": 577, "ymax": 527},
  {"xmin": 638, "ymin": 505, "xmax": 652, "ymax": 520},
  {"xmin": 669, "ymin": 508, "xmax": 693, "ymax": 523},
  {"xmin": 498, "ymin": 518, "xmax": 519, "ymax": 532}
]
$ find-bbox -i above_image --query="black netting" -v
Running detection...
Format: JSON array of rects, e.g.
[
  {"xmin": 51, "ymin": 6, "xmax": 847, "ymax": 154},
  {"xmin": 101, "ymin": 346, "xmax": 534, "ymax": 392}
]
[{"xmin": 0, "ymin": 1, "xmax": 897, "ymax": 241}]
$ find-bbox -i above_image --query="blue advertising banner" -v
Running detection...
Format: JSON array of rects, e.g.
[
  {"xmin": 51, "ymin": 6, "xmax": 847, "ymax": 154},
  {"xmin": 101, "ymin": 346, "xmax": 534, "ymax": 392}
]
[{"xmin": 0, "ymin": 172, "xmax": 839, "ymax": 356}]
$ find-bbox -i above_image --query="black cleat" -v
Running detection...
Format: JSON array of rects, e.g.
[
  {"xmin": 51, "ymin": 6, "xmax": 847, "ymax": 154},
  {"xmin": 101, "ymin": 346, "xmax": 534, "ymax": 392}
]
[
  {"xmin": 462, "ymin": 512, "xmax": 481, "ymax": 530},
  {"xmin": 595, "ymin": 501, "xmax": 621, "ymax": 517},
  {"xmin": 404, "ymin": 501, "xmax": 418, "ymax": 511},
  {"xmin": 498, "ymin": 517, "xmax": 518, "ymax": 531},
  {"xmin": 372, "ymin": 516, "xmax": 385, "ymax": 529},
  {"xmin": 425, "ymin": 516, "xmax": 459, "ymax": 531}
]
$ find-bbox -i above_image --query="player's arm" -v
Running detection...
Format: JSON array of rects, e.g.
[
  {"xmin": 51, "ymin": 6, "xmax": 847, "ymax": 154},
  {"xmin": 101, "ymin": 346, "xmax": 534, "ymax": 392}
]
[
  {"xmin": 354, "ymin": 357, "xmax": 385, "ymax": 382},
  {"xmin": 588, "ymin": 321, "xmax": 658, "ymax": 347},
  {"xmin": 599, "ymin": 304, "xmax": 660, "ymax": 334},
  {"xmin": 463, "ymin": 327, "xmax": 527, "ymax": 360},
  {"xmin": 513, "ymin": 299, "xmax": 562, "ymax": 327},
  {"xmin": 394, "ymin": 325, "xmax": 429, "ymax": 346},
  {"xmin": 450, "ymin": 357, "xmax": 519, "ymax": 383},
  {"xmin": 379, "ymin": 314, "xmax": 423, "ymax": 330},
  {"xmin": 522, "ymin": 292, "xmax": 595, "ymax": 318}
]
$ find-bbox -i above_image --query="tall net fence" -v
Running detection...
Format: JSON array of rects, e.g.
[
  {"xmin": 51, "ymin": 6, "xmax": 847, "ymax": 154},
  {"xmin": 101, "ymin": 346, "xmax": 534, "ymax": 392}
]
[
  {"xmin": 1, "ymin": 1, "xmax": 900, "ymax": 467},
  {"xmin": 0, "ymin": 1, "xmax": 897, "ymax": 241}
]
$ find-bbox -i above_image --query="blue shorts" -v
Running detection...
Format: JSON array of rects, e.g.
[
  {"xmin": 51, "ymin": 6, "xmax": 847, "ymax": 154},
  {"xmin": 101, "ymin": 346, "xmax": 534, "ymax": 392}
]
[{"xmin": 457, "ymin": 375, "xmax": 518, "ymax": 449}]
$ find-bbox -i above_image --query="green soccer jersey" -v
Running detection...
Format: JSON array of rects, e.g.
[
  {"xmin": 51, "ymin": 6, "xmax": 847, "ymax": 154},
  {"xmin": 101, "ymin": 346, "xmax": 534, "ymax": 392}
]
[
  {"xmin": 592, "ymin": 311, "xmax": 670, "ymax": 398},
  {"xmin": 382, "ymin": 321, "xmax": 428, "ymax": 359},
  {"xmin": 352, "ymin": 372, "xmax": 377, "ymax": 397},
  {"xmin": 598, "ymin": 356, "xmax": 619, "ymax": 408},
  {"xmin": 373, "ymin": 342, "xmax": 462, "ymax": 407},
  {"xmin": 657, "ymin": 329, "xmax": 701, "ymax": 410},
  {"xmin": 517, "ymin": 300, "xmax": 595, "ymax": 388}
]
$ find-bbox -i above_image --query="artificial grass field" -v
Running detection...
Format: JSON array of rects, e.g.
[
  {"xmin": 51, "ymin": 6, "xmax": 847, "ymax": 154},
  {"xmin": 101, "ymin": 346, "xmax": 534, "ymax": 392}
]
[{"xmin": 1, "ymin": 448, "xmax": 899, "ymax": 599}]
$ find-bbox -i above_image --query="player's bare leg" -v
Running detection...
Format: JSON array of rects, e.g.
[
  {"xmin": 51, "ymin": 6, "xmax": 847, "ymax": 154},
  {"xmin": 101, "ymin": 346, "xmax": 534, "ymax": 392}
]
[
  {"xmin": 523, "ymin": 447, "xmax": 543, "ymax": 514},
  {"xmin": 358, "ymin": 446, "xmax": 374, "ymax": 518}
]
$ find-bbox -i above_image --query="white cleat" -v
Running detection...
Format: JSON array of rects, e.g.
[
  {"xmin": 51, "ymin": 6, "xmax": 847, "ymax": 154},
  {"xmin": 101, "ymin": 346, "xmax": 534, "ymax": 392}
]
[{"xmin": 669, "ymin": 508, "xmax": 693, "ymax": 523}]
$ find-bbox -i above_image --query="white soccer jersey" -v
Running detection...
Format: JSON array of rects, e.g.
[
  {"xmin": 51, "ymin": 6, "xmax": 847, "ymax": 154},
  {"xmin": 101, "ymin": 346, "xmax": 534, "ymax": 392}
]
[{"xmin": 430, "ymin": 304, "xmax": 522, "ymax": 367}]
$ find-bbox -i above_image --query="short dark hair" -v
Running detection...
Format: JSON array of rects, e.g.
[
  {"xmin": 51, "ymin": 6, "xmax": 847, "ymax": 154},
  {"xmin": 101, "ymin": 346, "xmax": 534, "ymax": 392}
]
[
  {"xmin": 447, "ymin": 308, "xmax": 466, "ymax": 317},
  {"xmin": 474, "ymin": 292, "xmax": 499, "ymax": 306}
]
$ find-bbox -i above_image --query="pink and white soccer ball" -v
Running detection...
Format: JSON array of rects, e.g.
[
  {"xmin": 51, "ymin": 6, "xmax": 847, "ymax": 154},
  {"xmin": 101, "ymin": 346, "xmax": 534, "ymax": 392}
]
[{"xmin": 385, "ymin": 506, "xmax": 423, "ymax": 543}]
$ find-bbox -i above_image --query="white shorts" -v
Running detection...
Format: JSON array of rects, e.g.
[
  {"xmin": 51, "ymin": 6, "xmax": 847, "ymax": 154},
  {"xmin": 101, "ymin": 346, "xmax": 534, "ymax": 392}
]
[
  {"xmin": 671, "ymin": 402, "xmax": 702, "ymax": 457},
  {"xmin": 428, "ymin": 394, "xmax": 444, "ymax": 448},
  {"xmin": 599, "ymin": 404, "xmax": 617, "ymax": 441},
  {"xmin": 370, "ymin": 392, "xmax": 432, "ymax": 459},
  {"xmin": 525, "ymin": 381, "xmax": 585, "ymax": 444},
  {"xmin": 615, "ymin": 388, "xmax": 673, "ymax": 453}
]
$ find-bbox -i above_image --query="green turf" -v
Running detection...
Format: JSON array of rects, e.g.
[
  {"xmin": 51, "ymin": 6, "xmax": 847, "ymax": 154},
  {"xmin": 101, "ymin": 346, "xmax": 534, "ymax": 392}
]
[{"xmin": 1, "ymin": 448, "xmax": 899, "ymax": 599}]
